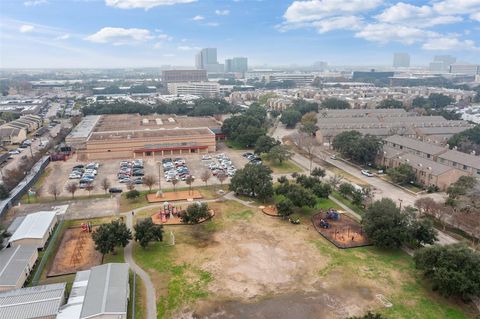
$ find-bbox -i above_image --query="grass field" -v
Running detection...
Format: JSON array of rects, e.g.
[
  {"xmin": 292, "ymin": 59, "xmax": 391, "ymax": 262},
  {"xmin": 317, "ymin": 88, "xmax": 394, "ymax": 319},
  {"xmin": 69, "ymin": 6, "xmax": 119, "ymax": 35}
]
[
  {"xmin": 261, "ymin": 157, "xmax": 303, "ymax": 174},
  {"xmin": 330, "ymin": 191, "xmax": 365, "ymax": 217}
]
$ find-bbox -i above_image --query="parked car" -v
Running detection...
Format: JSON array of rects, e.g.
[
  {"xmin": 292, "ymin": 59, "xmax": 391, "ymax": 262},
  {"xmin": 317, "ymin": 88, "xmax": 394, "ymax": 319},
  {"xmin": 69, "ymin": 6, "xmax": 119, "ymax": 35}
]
[
  {"xmin": 330, "ymin": 155, "xmax": 336, "ymax": 160},
  {"xmin": 361, "ymin": 169, "xmax": 374, "ymax": 177},
  {"xmin": 8, "ymin": 150, "xmax": 20, "ymax": 155},
  {"xmin": 109, "ymin": 187, "xmax": 123, "ymax": 193},
  {"xmin": 69, "ymin": 173, "xmax": 82, "ymax": 179}
]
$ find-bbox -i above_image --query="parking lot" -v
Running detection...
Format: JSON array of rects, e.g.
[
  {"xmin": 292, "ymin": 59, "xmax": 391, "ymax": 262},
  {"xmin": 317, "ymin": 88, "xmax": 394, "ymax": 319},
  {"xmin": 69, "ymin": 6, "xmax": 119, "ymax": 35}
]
[{"xmin": 40, "ymin": 147, "xmax": 250, "ymax": 197}]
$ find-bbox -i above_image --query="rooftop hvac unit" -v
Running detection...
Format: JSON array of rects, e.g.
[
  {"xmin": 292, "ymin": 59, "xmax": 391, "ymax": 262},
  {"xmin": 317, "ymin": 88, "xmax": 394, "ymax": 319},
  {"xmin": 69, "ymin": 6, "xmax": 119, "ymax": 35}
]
[
  {"xmin": 168, "ymin": 118, "xmax": 175, "ymax": 123},
  {"xmin": 142, "ymin": 119, "xmax": 149, "ymax": 124},
  {"xmin": 427, "ymin": 167, "xmax": 432, "ymax": 170},
  {"xmin": 418, "ymin": 163, "xmax": 422, "ymax": 167}
]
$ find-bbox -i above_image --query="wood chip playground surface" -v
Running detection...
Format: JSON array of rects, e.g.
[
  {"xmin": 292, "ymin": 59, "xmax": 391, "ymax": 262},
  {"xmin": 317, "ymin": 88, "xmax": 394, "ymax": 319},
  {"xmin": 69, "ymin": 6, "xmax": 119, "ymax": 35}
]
[
  {"xmin": 312, "ymin": 211, "xmax": 371, "ymax": 249},
  {"xmin": 47, "ymin": 227, "xmax": 102, "ymax": 277},
  {"xmin": 146, "ymin": 190, "xmax": 203, "ymax": 203}
]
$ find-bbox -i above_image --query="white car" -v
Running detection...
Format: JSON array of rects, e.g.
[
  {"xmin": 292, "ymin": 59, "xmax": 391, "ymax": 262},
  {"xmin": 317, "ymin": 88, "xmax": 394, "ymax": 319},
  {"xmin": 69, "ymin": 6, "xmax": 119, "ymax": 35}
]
[
  {"xmin": 361, "ymin": 169, "xmax": 374, "ymax": 177},
  {"xmin": 201, "ymin": 155, "xmax": 212, "ymax": 160},
  {"xmin": 69, "ymin": 173, "xmax": 82, "ymax": 179},
  {"xmin": 8, "ymin": 150, "xmax": 20, "ymax": 155}
]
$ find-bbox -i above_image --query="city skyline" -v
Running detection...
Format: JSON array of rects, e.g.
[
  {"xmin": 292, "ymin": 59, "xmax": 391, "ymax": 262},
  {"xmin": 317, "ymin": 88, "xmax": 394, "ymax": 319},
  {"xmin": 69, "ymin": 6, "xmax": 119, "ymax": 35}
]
[{"xmin": 0, "ymin": 0, "xmax": 480, "ymax": 68}]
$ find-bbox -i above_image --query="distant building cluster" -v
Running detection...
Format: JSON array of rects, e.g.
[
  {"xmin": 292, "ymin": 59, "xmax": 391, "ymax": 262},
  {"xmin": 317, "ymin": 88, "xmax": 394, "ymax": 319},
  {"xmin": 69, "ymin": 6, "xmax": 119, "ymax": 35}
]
[
  {"xmin": 0, "ymin": 99, "xmax": 46, "ymax": 115},
  {"xmin": 0, "ymin": 114, "xmax": 42, "ymax": 145},
  {"xmin": 314, "ymin": 109, "xmax": 473, "ymax": 145}
]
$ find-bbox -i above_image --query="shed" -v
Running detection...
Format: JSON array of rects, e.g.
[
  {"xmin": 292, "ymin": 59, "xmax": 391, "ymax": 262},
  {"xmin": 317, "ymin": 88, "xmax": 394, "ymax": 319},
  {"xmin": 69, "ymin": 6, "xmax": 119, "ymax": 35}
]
[
  {"xmin": 0, "ymin": 245, "xmax": 38, "ymax": 292},
  {"xmin": 9, "ymin": 211, "xmax": 58, "ymax": 249},
  {"xmin": 0, "ymin": 282, "xmax": 66, "ymax": 319}
]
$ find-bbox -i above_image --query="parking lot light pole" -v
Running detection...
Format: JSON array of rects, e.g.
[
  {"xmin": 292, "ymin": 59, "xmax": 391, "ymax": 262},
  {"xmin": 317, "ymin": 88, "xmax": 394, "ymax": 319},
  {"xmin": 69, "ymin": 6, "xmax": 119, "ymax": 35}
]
[{"xmin": 157, "ymin": 161, "xmax": 162, "ymax": 194}]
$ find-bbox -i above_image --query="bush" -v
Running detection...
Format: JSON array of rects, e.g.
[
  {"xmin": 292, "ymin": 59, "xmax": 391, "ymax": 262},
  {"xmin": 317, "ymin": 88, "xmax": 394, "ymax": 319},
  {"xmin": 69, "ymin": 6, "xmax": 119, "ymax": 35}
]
[{"xmin": 126, "ymin": 189, "xmax": 140, "ymax": 200}]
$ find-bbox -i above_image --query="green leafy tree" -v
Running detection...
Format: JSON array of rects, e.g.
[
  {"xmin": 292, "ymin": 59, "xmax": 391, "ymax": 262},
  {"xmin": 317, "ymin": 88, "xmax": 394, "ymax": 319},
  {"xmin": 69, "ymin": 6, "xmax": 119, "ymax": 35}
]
[
  {"xmin": 254, "ymin": 135, "xmax": 279, "ymax": 155},
  {"xmin": 378, "ymin": 98, "xmax": 403, "ymax": 109},
  {"xmin": 230, "ymin": 164, "xmax": 273, "ymax": 201},
  {"xmin": 134, "ymin": 218, "xmax": 164, "ymax": 248},
  {"xmin": 276, "ymin": 183, "xmax": 317, "ymax": 208},
  {"xmin": 0, "ymin": 184, "xmax": 9, "ymax": 200},
  {"xmin": 265, "ymin": 144, "xmax": 293, "ymax": 164},
  {"xmin": 338, "ymin": 182, "xmax": 355, "ymax": 198},
  {"xmin": 412, "ymin": 96, "xmax": 429, "ymax": 108},
  {"xmin": 321, "ymin": 97, "xmax": 350, "ymax": 109},
  {"xmin": 387, "ymin": 164, "xmax": 416, "ymax": 185},
  {"xmin": 414, "ymin": 244, "xmax": 480, "ymax": 299},
  {"xmin": 408, "ymin": 218, "xmax": 438, "ymax": 248},
  {"xmin": 181, "ymin": 202, "xmax": 210, "ymax": 224},
  {"xmin": 311, "ymin": 167, "xmax": 326, "ymax": 178},
  {"xmin": 428, "ymin": 93, "xmax": 454, "ymax": 108},
  {"xmin": 276, "ymin": 196, "xmax": 294, "ymax": 219},
  {"xmin": 362, "ymin": 198, "xmax": 408, "ymax": 249},
  {"xmin": 312, "ymin": 182, "xmax": 331, "ymax": 199},
  {"xmin": 280, "ymin": 108, "xmax": 302, "ymax": 128},
  {"xmin": 332, "ymin": 131, "xmax": 381, "ymax": 164},
  {"xmin": 292, "ymin": 100, "xmax": 318, "ymax": 115},
  {"xmin": 92, "ymin": 220, "xmax": 132, "ymax": 259}
]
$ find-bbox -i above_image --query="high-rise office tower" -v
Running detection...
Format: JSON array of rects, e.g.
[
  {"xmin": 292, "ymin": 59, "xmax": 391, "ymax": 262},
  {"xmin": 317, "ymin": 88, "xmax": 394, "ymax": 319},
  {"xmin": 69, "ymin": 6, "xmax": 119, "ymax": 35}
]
[
  {"xmin": 434, "ymin": 55, "xmax": 456, "ymax": 72},
  {"xmin": 225, "ymin": 57, "xmax": 248, "ymax": 73},
  {"xmin": 195, "ymin": 48, "xmax": 223, "ymax": 73},
  {"xmin": 393, "ymin": 53, "xmax": 410, "ymax": 67}
]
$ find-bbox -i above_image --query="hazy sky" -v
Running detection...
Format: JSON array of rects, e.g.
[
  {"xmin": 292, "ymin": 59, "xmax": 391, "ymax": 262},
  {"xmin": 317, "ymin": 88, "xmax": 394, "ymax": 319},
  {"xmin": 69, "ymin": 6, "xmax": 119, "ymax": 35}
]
[{"xmin": 1, "ymin": 0, "xmax": 479, "ymax": 68}]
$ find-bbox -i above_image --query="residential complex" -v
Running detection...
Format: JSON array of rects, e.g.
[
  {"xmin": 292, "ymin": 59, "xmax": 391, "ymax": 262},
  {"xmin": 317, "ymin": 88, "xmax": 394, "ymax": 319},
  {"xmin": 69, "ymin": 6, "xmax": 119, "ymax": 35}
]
[
  {"xmin": 314, "ymin": 109, "xmax": 473, "ymax": 145},
  {"xmin": 378, "ymin": 135, "xmax": 480, "ymax": 190}
]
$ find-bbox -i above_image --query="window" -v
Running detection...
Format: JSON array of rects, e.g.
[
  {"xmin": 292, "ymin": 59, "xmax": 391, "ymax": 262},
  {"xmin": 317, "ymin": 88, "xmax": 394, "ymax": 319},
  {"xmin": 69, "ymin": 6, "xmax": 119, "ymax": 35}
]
[
  {"xmin": 463, "ymin": 165, "xmax": 467, "ymax": 170},
  {"xmin": 427, "ymin": 154, "xmax": 430, "ymax": 159}
]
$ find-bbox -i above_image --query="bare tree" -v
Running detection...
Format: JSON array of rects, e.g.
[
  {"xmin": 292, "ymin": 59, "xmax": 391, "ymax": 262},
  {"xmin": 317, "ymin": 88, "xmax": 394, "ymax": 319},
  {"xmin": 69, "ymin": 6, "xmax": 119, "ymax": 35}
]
[
  {"xmin": 185, "ymin": 175, "xmax": 195, "ymax": 194},
  {"xmin": 414, "ymin": 197, "xmax": 437, "ymax": 217},
  {"xmin": 85, "ymin": 183, "xmax": 95, "ymax": 196},
  {"xmin": 126, "ymin": 182, "xmax": 135, "ymax": 191},
  {"xmin": 48, "ymin": 184, "xmax": 61, "ymax": 201},
  {"xmin": 291, "ymin": 132, "xmax": 318, "ymax": 173},
  {"xmin": 217, "ymin": 171, "xmax": 227, "ymax": 188},
  {"xmin": 328, "ymin": 174, "xmax": 344, "ymax": 189},
  {"xmin": 143, "ymin": 175, "xmax": 156, "ymax": 192},
  {"xmin": 65, "ymin": 182, "xmax": 78, "ymax": 199},
  {"xmin": 101, "ymin": 178, "xmax": 111, "ymax": 194},
  {"xmin": 171, "ymin": 178, "xmax": 178, "ymax": 192},
  {"xmin": 200, "ymin": 170, "xmax": 212, "ymax": 187}
]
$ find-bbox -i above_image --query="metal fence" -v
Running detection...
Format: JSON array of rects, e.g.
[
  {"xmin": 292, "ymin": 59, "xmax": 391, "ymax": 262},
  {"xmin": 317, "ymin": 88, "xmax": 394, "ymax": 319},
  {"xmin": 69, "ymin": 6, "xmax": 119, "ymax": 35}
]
[{"xmin": 0, "ymin": 156, "xmax": 50, "ymax": 217}]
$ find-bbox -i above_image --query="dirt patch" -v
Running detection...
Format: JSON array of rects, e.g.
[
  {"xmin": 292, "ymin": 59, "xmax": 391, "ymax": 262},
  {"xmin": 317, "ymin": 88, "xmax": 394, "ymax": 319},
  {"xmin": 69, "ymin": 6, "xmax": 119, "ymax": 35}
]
[
  {"xmin": 47, "ymin": 227, "xmax": 102, "ymax": 277},
  {"xmin": 183, "ymin": 214, "xmax": 327, "ymax": 300}
]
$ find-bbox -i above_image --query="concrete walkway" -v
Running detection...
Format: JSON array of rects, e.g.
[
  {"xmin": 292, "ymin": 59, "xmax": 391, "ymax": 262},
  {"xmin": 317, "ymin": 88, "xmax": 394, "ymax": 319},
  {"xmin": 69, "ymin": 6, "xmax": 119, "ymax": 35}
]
[{"xmin": 123, "ymin": 212, "xmax": 157, "ymax": 319}]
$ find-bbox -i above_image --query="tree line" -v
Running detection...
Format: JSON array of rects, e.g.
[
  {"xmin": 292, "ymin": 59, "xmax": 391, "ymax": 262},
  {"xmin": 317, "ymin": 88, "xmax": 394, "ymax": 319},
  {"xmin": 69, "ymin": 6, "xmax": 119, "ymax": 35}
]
[{"xmin": 83, "ymin": 98, "xmax": 232, "ymax": 117}]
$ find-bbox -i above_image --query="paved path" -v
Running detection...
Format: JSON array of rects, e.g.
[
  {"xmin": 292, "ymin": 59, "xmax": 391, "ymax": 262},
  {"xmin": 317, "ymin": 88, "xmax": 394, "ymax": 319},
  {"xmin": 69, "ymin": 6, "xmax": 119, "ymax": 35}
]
[{"xmin": 123, "ymin": 212, "xmax": 157, "ymax": 319}]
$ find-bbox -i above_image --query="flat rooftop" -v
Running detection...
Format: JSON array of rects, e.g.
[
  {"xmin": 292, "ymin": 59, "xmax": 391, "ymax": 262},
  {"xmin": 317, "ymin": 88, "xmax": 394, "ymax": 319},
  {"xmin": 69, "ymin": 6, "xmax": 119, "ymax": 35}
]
[
  {"xmin": 93, "ymin": 114, "xmax": 221, "ymax": 133},
  {"xmin": 0, "ymin": 246, "xmax": 37, "ymax": 287},
  {"xmin": 88, "ymin": 127, "xmax": 215, "ymax": 141}
]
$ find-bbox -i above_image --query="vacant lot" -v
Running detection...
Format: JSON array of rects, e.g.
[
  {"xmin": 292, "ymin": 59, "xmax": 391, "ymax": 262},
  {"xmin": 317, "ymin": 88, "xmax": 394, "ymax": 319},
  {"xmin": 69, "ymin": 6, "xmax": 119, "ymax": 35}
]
[{"xmin": 133, "ymin": 199, "xmax": 476, "ymax": 319}]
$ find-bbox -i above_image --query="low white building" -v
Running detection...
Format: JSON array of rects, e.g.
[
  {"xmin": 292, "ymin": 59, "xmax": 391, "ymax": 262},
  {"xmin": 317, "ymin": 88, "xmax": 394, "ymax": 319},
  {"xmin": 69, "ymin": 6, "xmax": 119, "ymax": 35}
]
[
  {"xmin": 167, "ymin": 82, "xmax": 220, "ymax": 97},
  {"xmin": 0, "ymin": 245, "xmax": 38, "ymax": 292},
  {"xmin": 9, "ymin": 211, "xmax": 58, "ymax": 249},
  {"xmin": 0, "ymin": 283, "xmax": 66, "ymax": 319},
  {"xmin": 57, "ymin": 263, "xmax": 130, "ymax": 319}
]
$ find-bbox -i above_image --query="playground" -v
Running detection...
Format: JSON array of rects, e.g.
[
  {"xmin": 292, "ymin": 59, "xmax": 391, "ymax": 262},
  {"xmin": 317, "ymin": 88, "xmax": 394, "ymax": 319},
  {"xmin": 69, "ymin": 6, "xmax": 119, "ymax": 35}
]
[
  {"xmin": 312, "ymin": 209, "xmax": 370, "ymax": 249},
  {"xmin": 47, "ymin": 224, "xmax": 102, "ymax": 277},
  {"xmin": 150, "ymin": 201, "xmax": 215, "ymax": 225},
  {"xmin": 146, "ymin": 190, "xmax": 203, "ymax": 203}
]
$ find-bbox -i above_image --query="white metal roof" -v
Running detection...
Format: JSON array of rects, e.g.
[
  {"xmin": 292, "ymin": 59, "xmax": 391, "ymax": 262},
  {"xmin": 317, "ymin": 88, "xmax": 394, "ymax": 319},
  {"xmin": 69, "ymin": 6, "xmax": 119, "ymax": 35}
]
[
  {"xmin": 0, "ymin": 245, "xmax": 38, "ymax": 287},
  {"xmin": 0, "ymin": 283, "xmax": 66, "ymax": 319},
  {"xmin": 80, "ymin": 263, "xmax": 129, "ymax": 319},
  {"xmin": 9, "ymin": 211, "xmax": 57, "ymax": 243}
]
